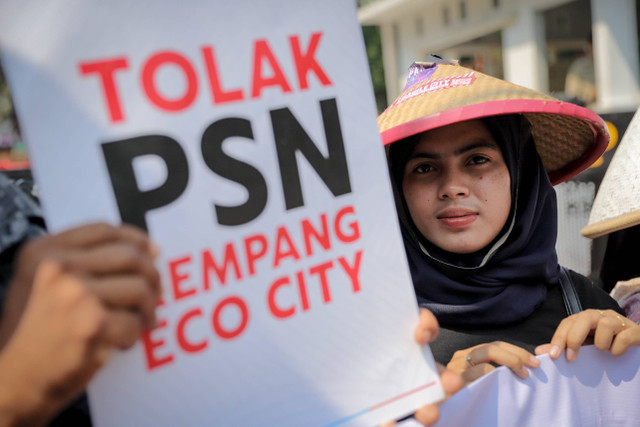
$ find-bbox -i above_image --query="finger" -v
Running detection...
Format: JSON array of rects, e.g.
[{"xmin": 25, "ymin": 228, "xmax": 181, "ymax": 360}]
[
  {"xmin": 414, "ymin": 404, "xmax": 439, "ymax": 426},
  {"xmin": 414, "ymin": 308, "xmax": 439, "ymax": 345},
  {"xmin": 446, "ymin": 344, "xmax": 485, "ymax": 372},
  {"xmin": 566, "ymin": 310, "xmax": 617, "ymax": 361},
  {"xmin": 379, "ymin": 421, "xmax": 396, "ymax": 427},
  {"xmin": 548, "ymin": 310, "xmax": 600, "ymax": 359},
  {"xmin": 493, "ymin": 342, "xmax": 540, "ymax": 367},
  {"xmin": 101, "ymin": 309, "xmax": 146, "ymax": 350},
  {"xmin": 13, "ymin": 224, "xmax": 154, "ymax": 282},
  {"xmin": 547, "ymin": 317, "xmax": 574, "ymax": 358},
  {"xmin": 471, "ymin": 343, "xmax": 537, "ymax": 377},
  {"xmin": 461, "ymin": 363, "xmax": 494, "ymax": 384},
  {"xmin": 592, "ymin": 315, "xmax": 622, "ymax": 351},
  {"xmin": 439, "ymin": 368, "xmax": 463, "ymax": 397},
  {"xmin": 610, "ymin": 326, "xmax": 640, "ymax": 356},
  {"xmin": 90, "ymin": 275, "xmax": 159, "ymax": 328},
  {"xmin": 61, "ymin": 243, "xmax": 161, "ymax": 296},
  {"xmin": 563, "ymin": 310, "xmax": 612, "ymax": 361},
  {"xmin": 87, "ymin": 341, "xmax": 113, "ymax": 370},
  {"xmin": 56, "ymin": 223, "xmax": 156, "ymax": 255}
]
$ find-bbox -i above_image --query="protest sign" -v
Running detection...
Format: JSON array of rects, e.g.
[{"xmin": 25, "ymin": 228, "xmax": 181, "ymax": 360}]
[{"xmin": 0, "ymin": 0, "xmax": 443, "ymax": 425}]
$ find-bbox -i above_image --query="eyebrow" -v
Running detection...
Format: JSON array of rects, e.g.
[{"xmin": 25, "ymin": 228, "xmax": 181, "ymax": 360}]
[{"xmin": 409, "ymin": 141, "xmax": 499, "ymax": 160}]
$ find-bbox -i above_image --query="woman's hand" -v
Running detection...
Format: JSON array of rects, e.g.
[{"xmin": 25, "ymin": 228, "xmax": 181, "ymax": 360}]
[
  {"xmin": 381, "ymin": 309, "xmax": 463, "ymax": 427},
  {"xmin": 447, "ymin": 341, "xmax": 540, "ymax": 384},
  {"xmin": 408, "ymin": 363, "xmax": 463, "ymax": 426},
  {"xmin": 535, "ymin": 309, "xmax": 640, "ymax": 360},
  {"xmin": 411, "ymin": 309, "xmax": 464, "ymax": 426}
]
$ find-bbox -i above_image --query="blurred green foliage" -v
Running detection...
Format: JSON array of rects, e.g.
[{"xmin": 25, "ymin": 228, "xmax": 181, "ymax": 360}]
[{"xmin": 361, "ymin": 25, "xmax": 387, "ymax": 113}]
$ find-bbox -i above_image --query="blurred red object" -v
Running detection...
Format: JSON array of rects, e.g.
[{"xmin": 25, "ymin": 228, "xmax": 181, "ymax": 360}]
[{"xmin": 0, "ymin": 158, "xmax": 30, "ymax": 170}]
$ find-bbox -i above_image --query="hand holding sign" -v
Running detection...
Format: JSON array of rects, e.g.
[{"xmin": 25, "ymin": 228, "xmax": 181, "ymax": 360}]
[
  {"xmin": 535, "ymin": 308, "xmax": 640, "ymax": 360},
  {"xmin": 0, "ymin": 223, "xmax": 160, "ymax": 425},
  {"xmin": 382, "ymin": 310, "xmax": 464, "ymax": 426},
  {"xmin": 410, "ymin": 310, "xmax": 464, "ymax": 426}
]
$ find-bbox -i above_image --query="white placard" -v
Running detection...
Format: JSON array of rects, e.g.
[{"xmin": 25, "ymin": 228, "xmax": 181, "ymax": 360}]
[{"xmin": 0, "ymin": 1, "xmax": 443, "ymax": 426}]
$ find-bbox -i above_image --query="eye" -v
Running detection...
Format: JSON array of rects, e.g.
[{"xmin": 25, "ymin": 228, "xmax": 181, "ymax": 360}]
[
  {"xmin": 413, "ymin": 163, "xmax": 434, "ymax": 173},
  {"xmin": 468, "ymin": 155, "xmax": 490, "ymax": 166}
]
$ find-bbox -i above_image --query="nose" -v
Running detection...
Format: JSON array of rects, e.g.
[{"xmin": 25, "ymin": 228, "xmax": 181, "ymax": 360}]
[{"xmin": 438, "ymin": 169, "xmax": 469, "ymax": 199}]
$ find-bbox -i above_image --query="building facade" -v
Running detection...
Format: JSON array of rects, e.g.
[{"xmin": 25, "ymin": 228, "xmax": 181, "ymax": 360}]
[{"xmin": 359, "ymin": 0, "xmax": 640, "ymax": 115}]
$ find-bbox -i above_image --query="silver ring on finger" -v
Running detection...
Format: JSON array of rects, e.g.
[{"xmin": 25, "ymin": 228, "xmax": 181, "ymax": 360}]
[{"xmin": 466, "ymin": 353, "xmax": 476, "ymax": 368}]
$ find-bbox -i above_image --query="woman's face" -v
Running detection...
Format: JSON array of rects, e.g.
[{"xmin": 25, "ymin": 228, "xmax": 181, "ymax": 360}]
[{"xmin": 402, "ymin": 119, "xmax": 511, "ymax": 254}]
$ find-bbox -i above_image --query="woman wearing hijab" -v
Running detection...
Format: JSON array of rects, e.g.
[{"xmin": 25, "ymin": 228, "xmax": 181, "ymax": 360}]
[{"xmin": 379, "ymin": 58, "xmax": 640, "ymax": 384}]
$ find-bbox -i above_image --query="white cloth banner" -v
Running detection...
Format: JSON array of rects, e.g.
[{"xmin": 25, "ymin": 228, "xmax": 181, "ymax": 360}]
[{"xmin": 401, "ymin": 345, "xmax": 640, "ymax": 426}]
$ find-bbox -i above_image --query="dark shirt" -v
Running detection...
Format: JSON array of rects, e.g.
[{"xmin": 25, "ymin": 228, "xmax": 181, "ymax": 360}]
[
  {"xmin": 600, "ymin": 225, "xmax": 640, "ymax": 293},
  {"xmin": 0, "ymin": 173, "xmax": 45, "ymax": 315},
  {"xmin": 430, "ymin": 269, "xmax": 624, "ymax": 364}
]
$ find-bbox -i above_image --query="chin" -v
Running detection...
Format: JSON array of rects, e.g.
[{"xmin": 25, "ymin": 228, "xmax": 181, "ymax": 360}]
[
  {"xmin": 437, "ymin": 239, "xmax": 489, "ymax": 254},
  {"xmin": 447, "ymin": 246, "xmax": 482, "ymax": 254},
  {"xmin": 423, "ymin": 229, "xmax": 493, "ymax": 254}
]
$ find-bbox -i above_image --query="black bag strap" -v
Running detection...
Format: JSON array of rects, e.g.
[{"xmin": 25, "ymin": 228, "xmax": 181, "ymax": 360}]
[{"xmin": 559, "ymin": 266, "xmax": 583, "ymax": 316}]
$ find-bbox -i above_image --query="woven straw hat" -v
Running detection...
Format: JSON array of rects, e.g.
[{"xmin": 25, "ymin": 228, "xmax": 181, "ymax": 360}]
[
  {"xmin": 378, "ymin": 59, "xmax": 609, "ymax": 185},
  {"xmin": 582, "ymin": 107, "xmax": 640, "ymax": 238}
]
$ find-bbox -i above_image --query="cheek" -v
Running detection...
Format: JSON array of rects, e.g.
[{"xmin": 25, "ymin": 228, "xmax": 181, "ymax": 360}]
[
  {"xmin": 403, "ymin": 183, "xmax": 435, "ymax": 217},
  {"xmin": 484, "ymin": 171, "xmax": 511, "ymax": 215},
  {"xmin": 403, "ymin": 186, "xmax": 419, "ymax": 213}
]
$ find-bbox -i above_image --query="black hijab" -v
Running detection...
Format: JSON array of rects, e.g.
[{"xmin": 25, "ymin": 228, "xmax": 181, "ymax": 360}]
[{"xmin": 389, "ymin": 114, "xmax": 561, "ymax": 327}]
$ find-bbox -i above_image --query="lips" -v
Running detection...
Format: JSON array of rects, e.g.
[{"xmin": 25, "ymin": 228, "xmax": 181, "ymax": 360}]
[{"xmin": 436, "ymin": 207, "xmax": 478, "ymax": 228}]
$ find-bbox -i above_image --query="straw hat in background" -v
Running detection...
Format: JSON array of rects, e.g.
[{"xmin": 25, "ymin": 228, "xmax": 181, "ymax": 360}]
[
  {"xmin": 378, "ymin": 57, "xmax": 609, "ymax": 185},
  {"xmin": 581, "ymin": 107, "xmax": 640, "ymax": 239}
]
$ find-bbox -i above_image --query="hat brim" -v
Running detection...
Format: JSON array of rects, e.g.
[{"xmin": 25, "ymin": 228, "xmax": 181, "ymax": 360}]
[
  {"xmin": 378, "ymin": 62, "xmax": 609, "ymax": 185},
  {"xmin": 380, "ymin": 98, "xmax": 608, "ymax": 185},
  {"xmin": 581, "ymin": 210, "xmax": 640, "ymax": 238},
  {"xmin": 581, "ymin": 106, "xmax": 640, "ymax": 238}
]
